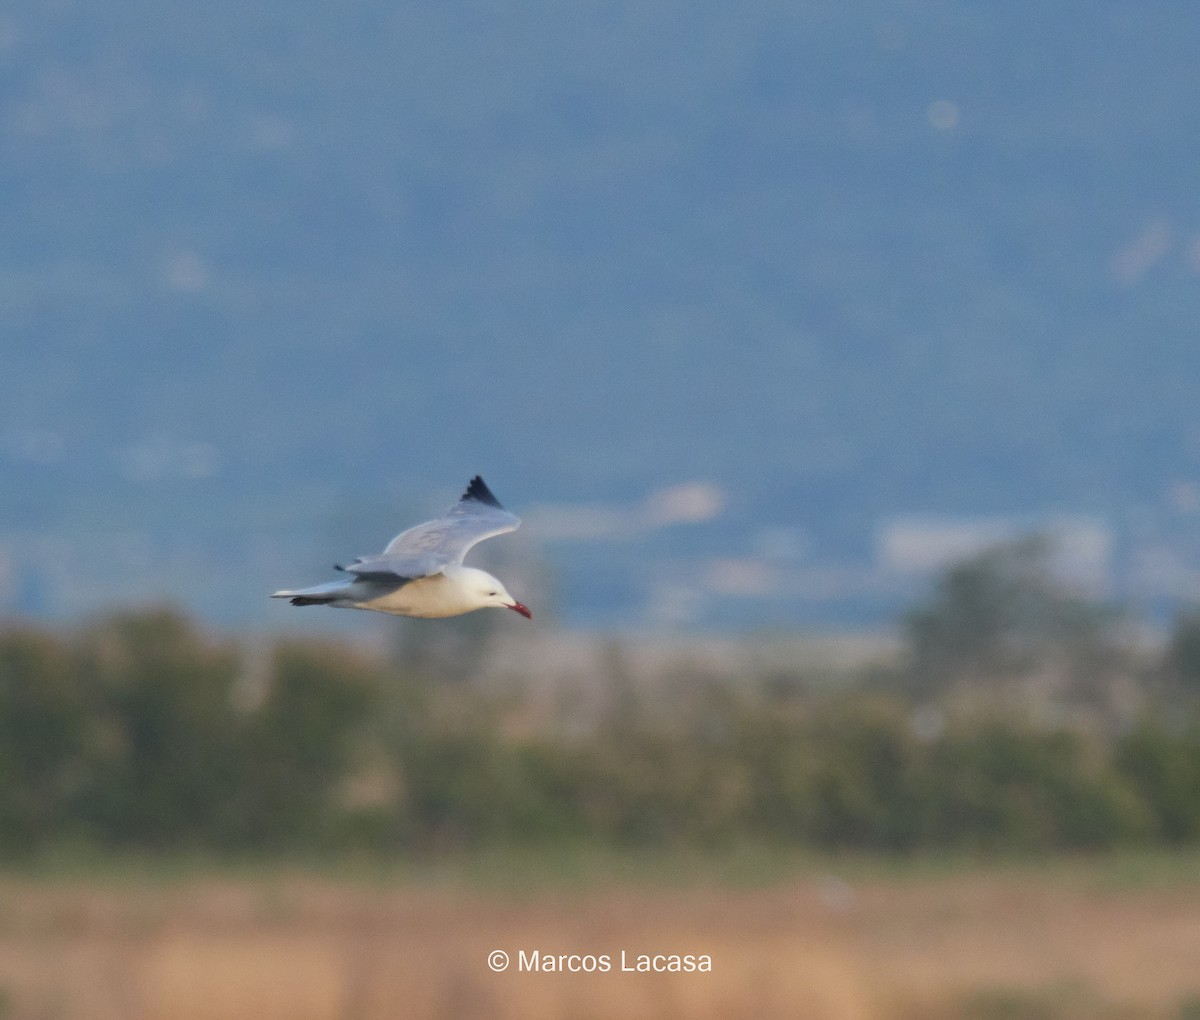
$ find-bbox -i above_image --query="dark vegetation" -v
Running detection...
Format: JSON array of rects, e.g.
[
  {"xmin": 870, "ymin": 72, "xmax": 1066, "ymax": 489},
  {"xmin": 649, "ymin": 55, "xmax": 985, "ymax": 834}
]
[{"xmin": 2, "ymin": 542, "xmax": 1200, "ymax": 859}]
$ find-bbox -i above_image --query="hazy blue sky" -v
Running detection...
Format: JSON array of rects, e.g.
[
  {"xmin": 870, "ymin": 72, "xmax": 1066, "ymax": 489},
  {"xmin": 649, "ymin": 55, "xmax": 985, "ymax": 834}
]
[{"xmin": 4, "ymin": 3, "xmax": 1200, "ymax": 630}]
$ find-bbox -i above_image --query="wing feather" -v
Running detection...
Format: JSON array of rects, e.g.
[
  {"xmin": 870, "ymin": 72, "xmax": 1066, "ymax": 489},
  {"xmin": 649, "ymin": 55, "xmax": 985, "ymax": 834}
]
[{"xmin": 342, "ymin": 476, "xmax": 520, "ymax": 580}]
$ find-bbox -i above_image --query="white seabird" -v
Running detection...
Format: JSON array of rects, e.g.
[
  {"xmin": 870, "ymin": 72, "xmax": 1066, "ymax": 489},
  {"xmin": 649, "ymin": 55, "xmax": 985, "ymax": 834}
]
[{"xmin": 271, "ymin": 476, "xmax": 532, "ymax": 619}]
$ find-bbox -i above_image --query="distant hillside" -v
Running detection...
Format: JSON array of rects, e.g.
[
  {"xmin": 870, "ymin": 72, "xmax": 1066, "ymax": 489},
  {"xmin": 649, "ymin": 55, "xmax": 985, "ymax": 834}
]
[{"xmin": 3, "ymin": 2, "xmax": 1200, "ymax": 629}]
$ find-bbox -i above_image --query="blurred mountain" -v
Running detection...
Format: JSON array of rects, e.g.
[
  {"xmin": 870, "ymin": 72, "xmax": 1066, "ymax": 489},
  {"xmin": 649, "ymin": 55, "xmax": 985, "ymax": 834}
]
[{"xmin": 3, "ymin": 2, "xmax": 1200, "ymax": 631}]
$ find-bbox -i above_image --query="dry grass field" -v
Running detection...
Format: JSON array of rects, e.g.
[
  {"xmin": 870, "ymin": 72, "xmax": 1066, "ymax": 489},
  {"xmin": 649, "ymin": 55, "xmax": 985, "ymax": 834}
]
[{"xmin": 0, "ymin": 854, "xmax": 1198, "ymax": 1020}]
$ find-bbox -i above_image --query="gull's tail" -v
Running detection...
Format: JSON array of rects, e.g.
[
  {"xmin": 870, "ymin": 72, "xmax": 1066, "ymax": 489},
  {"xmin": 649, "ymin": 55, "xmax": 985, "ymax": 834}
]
[{"xmin": 270, "ymin": 578, "xmax": 354, "ymax": 606}]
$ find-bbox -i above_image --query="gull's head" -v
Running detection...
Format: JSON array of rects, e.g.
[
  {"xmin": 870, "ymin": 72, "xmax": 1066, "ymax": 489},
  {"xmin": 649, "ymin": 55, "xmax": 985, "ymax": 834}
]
[{"xmin": 457, "ymin": 566, "xmax": 532, "ymax": 619}]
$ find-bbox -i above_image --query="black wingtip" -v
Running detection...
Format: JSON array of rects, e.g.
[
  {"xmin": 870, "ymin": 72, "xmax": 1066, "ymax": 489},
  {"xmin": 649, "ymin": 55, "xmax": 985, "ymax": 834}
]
[{"xmin": 462, "ymin": 475, "xmax": 504, "ymax": 509}]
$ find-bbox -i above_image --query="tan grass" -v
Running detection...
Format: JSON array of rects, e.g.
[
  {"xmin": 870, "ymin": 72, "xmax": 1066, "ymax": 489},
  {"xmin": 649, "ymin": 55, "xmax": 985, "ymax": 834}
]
[{"xmin": 0, "ymin": 862, "xmax": 1197, "ymax": 1019}]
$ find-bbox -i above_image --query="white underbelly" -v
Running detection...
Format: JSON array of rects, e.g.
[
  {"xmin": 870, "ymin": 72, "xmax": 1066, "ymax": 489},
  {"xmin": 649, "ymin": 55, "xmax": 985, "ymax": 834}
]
[{"xmin": 349, "ymin": 574, "xmax": 471, "ymax": 618}]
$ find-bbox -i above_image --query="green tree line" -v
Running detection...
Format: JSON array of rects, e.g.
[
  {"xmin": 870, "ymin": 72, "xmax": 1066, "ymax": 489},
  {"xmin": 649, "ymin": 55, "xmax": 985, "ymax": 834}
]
[{"xmin": 3, "ymin": 544, "xmax": 1200, "ymax": 857}]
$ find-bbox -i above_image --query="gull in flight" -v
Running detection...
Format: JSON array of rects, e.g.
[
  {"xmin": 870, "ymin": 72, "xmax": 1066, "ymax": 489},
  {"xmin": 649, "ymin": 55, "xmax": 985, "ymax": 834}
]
[{"xmin": 271, "ymin": 476, "xmax": 531, "ymax": 619}]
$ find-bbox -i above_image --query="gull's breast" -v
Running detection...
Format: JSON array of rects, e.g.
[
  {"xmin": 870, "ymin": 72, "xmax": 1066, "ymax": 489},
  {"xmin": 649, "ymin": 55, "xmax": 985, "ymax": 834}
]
[{"xmin": 357, "ymin": 574, "xmax": 473, "ymax": 618}]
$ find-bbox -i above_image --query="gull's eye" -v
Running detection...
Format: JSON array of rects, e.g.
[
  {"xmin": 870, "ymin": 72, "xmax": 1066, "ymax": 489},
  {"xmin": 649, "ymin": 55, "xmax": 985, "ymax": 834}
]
[{"xmin": 488, "ymin": 591, "xmax": 497, "ymax": 597}]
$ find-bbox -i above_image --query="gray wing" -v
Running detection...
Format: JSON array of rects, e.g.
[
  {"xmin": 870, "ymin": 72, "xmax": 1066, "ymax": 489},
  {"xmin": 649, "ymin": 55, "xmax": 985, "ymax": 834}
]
[{"xmin": 342, "ymin": 476, "xmax": 520, "ymax": 580}]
